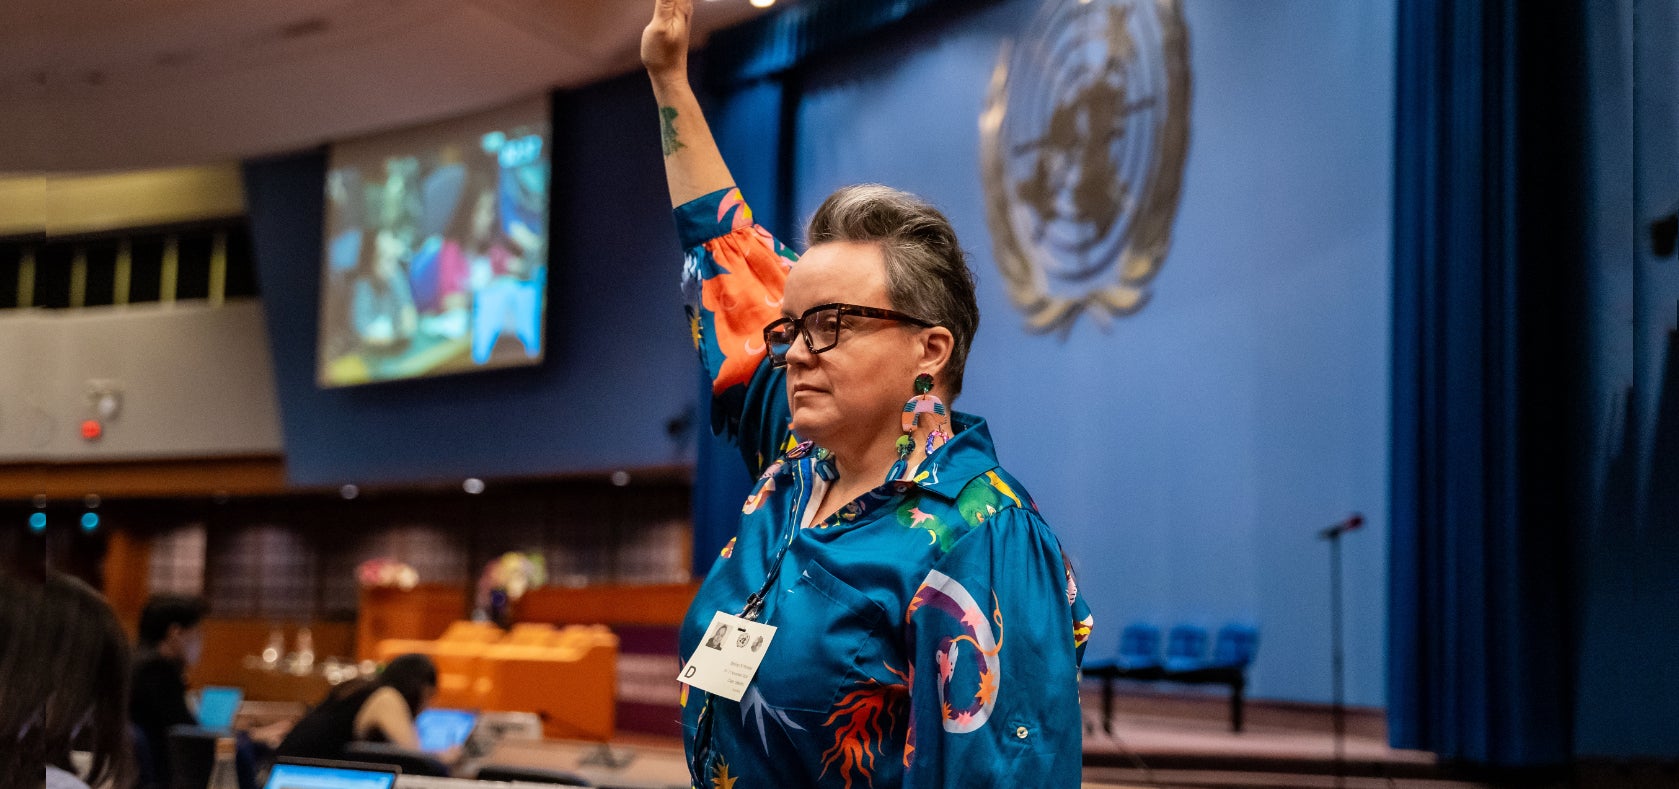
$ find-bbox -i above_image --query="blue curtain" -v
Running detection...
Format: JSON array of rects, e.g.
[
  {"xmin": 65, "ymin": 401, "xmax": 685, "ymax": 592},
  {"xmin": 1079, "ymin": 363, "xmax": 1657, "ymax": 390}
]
[
  {"xmin": 702, "ymin": 0, "xmax": 1009, "ymax": 87},
  {"xmin": 1388, "ymin": 0, "xmax": 1587, "ymax": 767}
]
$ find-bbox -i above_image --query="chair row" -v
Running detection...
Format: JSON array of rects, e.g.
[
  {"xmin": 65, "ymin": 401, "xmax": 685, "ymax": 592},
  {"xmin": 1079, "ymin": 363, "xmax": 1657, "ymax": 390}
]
[{"xmin": 1083, "ymin": 622, "xmax": 1260, "ymax": 732}]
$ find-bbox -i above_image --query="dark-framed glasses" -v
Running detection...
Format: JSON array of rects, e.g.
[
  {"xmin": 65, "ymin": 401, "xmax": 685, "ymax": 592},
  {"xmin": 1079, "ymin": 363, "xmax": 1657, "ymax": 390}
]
[{"xmin": 762, "ymin": 302, "xmax": 933, "ymax": 367}]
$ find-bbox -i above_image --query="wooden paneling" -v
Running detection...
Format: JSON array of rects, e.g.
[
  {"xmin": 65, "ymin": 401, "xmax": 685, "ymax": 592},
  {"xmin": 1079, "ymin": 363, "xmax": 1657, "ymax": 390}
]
[
  {"xmin": 356, "ymin": 585, "xmax": 471, "ymax": 661},
  {"xmin": 100, "ymin": 527, "xmax": 150, "ymax": 635},
  {"xmin": 188, "ymin": 618, "xmax": 355, "ymax": 704},
  {"xmin": 514, "ymin": 582, "xmax": 701, "ymax": 627},
  {"xmin": 0, "ymin": 456, "xmax": 286, "ymax": 500}
]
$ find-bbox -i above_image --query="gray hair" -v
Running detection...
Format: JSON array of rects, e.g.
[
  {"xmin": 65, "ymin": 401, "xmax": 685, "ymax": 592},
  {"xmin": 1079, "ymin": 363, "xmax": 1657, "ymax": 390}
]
[{"xmin": 805, "ymin": 184, "xmax": 980, "ymax": 399}]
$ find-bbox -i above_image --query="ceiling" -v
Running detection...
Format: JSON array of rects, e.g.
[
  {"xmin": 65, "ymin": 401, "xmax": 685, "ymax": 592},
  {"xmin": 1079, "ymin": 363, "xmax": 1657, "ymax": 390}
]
[{"xmin": 0, "ymin": 0, "xmax": 777, "ymax": 173}]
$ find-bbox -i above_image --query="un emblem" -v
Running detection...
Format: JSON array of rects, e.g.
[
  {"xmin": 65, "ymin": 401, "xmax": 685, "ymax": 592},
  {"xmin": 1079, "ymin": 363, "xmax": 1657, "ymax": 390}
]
[{"xmin": 981, "ymin": 0, "xmax": 1191, "ymax": 333}]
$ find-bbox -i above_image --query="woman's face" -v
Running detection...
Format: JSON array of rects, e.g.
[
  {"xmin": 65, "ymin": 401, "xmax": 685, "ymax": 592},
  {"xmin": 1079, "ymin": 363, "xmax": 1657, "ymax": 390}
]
[{"xmin": 779, "ymin": 241, "xmax": 938, "ymax": 447}]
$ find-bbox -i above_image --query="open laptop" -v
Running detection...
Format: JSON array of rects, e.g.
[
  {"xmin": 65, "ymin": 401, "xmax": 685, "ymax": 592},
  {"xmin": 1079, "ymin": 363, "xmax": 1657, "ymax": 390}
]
[
  {"xmin": 262, "ymin": 759, "xmax": 398, "ymax": 789},
  {"xmin": 413, "ymin": 708, "xmax": 478, "ymax": 753},
  {"xmin": 196, "ymin": 686, "xmax": 244, "ymax": 733}
]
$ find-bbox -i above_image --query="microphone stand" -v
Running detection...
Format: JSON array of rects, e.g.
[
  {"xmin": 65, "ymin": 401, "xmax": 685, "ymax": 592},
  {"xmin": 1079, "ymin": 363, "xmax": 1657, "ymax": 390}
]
[{"xmin": 1319, "ymin": 518, "xmax": 1359, "ymax": 789}]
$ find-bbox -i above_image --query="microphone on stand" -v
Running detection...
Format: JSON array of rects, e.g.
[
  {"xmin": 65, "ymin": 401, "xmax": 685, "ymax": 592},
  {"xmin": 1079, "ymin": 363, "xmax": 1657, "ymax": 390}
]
[
  {"xmin": 1317, "ymin": 513, "xmax": 1365, "ymax": 540},
  {"xmin": 1318, "ymin": 510, "xmax": 1364, "ymax": 789}
]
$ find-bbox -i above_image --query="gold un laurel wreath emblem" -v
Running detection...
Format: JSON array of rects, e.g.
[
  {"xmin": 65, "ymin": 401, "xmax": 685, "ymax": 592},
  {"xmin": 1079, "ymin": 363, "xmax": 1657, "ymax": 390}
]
[{"xmin": 981, "ymin": 0, "xmax": 1190, "ymax": 334}]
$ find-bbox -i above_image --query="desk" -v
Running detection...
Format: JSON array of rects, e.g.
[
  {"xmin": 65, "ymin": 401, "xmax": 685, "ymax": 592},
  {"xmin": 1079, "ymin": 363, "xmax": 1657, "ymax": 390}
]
[
  {"xmin": 399, "ymin": 779, "xmax": 565, "ymax": 789},
  {"xmin": 476, "ymin": 739, "xmax": 690, "ymax": 789}
]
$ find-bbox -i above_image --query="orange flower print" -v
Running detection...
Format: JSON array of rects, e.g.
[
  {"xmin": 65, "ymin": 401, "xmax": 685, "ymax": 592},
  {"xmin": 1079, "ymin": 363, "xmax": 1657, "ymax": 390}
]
[{"xmin": 820, "ymin": 666, "xmax": 909, "ymax": 789}]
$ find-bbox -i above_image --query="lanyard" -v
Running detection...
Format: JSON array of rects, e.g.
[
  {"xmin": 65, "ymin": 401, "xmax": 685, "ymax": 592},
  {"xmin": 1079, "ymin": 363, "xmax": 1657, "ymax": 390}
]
[{"xmin": 690, "ymin": 453, "xmax": 825, "ymax": 783}]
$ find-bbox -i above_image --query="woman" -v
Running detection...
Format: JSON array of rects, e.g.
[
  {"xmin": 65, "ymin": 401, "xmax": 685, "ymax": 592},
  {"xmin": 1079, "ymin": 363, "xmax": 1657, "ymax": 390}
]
[
  {"xmin": 0, "ymin": 573, "xmax": 135, "ymax": 789},
  {"xmin": 274, "ymin": 654, "xmax": 444, "ymax": 763},
  {"xmin": 643, "ymin": 2, "xmax": 1095, "ymax": 786}
]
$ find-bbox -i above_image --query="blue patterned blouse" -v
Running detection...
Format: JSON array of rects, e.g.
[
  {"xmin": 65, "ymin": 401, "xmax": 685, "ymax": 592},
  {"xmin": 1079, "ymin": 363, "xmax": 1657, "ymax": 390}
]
[{"xmin": 675, "ymin": 187, "xmax": 1094, "ymax": 788}]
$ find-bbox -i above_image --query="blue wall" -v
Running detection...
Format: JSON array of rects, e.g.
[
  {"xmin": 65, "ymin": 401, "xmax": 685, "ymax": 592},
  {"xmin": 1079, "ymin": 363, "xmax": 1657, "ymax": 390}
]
[
  {"xmin": 1575, "ymin": 0, "xmax": 1679, "ymax": 759},
  {"xmin": 784, "ymin": 0, "xmax": 1394, "ymax": 705},
  {"xmin": 245, "ymin": 75, "xmax": 701, "ymax": 487}
]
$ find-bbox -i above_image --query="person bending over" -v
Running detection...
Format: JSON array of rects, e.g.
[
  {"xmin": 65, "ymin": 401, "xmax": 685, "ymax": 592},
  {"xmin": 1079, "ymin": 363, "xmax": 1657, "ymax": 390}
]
[{"xmin": 275, "ymin": 653, "xmax": 443, "ymax": 763}]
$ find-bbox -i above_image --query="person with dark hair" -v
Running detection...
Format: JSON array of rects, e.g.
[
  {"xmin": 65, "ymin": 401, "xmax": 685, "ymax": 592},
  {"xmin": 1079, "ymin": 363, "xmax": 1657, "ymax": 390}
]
[
  {"xmin": 130, "ymin": 594, "xmax": 207, "ymax": 788},
  {"xmin": 643, "ymin": 2, "xmax": 1093, "ymax": 787},
  {"xmin": 0, "ymin": 572, "xmax": 135, "ymax": 789},
  {"xmin": 274, "ymin": 653, "xmax": 445, "ymax": 763}
]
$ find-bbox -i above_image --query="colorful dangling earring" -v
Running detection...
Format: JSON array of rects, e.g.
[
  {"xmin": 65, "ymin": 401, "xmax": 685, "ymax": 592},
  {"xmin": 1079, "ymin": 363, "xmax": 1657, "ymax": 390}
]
[{"xmin": 888, "ymin": 373, "xmax": 948, "ymax": 484}]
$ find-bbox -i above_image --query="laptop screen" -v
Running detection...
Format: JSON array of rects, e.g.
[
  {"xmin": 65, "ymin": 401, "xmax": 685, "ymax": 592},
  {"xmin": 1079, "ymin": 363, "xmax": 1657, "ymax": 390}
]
[
  {"xmin": 413, "ymin": 708, "xmax": 478, "ymax": 752},
  {"xmin": 262, "ymin": 762, "xmax": 398, "ymax": 789},
  {"xmin": 196, "ymin": 686, "xmax": 243, "ymax": 732}
]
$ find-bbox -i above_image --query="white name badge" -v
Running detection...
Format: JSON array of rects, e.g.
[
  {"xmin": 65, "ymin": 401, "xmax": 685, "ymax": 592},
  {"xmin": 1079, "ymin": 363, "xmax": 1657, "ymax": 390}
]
[{"xmin": 677, "ymin": 611, "xmax": 778, "ymax": 702}]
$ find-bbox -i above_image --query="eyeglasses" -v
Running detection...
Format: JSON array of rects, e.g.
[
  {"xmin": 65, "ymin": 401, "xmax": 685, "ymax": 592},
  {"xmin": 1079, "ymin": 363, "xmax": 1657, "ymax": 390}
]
[{"xmin": 762, "ymin": 302, "xmax": 933, "ymax": 367}]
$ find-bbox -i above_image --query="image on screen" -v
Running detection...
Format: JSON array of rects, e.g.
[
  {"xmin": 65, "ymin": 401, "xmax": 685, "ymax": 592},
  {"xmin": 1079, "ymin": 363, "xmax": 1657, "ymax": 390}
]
[
  {"xmin": 414, "ymin": 708, "xmax": 478, "ymax": 752},
  {"xmin": 262, "ymin": 762, "xmax": 397, "ymax": 789},
  {"xmin": 196, "ymin": 686, "xmax": 243, "ymax": 732},
  {"xmin": 317, "ymin": 96, "xmax": 550, "ymax": 387}
]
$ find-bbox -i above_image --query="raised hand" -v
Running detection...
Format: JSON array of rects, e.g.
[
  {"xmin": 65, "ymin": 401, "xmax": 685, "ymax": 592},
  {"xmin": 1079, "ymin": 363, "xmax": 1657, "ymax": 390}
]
[
  {"xmin": 643, "ymin": 0, "xmax": 733, "ymax": 205},
  {"xmin": 642, "ymin": 0, "xmax": 693, "ymax": 80}
]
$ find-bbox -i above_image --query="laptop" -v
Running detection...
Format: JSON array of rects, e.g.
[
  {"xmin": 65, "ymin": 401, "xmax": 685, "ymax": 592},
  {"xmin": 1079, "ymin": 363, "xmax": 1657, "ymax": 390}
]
[
  {"xmin": 413, "ymin": 708, "xmax": 478, "ymax": 753},
  {"xmin": 262, "ymin": 759, "xmax": 398, "ymax": 789},
  {"xmin": 196, "ymin": 686, "xmax": 244, "ymax": 732}
]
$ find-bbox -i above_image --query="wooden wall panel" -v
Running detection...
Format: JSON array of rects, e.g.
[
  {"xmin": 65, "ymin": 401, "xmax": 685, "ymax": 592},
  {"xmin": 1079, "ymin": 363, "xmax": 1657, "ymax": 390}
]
[
  {"xmin": 514, "ymin": 582, "xmax": 700, "ymax": 627},
  {"xmin": 356, "ymin": 584, "xmax": 471, "ymax": 661}
]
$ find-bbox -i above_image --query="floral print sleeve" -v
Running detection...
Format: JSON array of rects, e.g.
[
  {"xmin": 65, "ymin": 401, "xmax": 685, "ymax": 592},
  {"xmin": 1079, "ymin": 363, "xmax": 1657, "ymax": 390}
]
[{"xmin": 675, "ymin": 187, "xmax": 800, "ymax": 475}]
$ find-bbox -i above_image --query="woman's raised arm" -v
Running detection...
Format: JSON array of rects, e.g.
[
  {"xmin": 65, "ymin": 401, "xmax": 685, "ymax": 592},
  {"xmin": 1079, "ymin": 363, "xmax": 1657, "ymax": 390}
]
[{"xmin": 643, "ymin": 0, "xmax": 735, "ymax": 207}]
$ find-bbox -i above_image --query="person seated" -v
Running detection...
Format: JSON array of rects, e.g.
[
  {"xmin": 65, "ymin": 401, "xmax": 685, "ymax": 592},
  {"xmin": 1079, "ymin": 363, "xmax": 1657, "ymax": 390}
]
[
  {"xmin": 275, "ymin": 654, "xmax": 452, "ymax": 763},
  {"xmin": 129, "ymin": 594, "xmax": 207, "ymax": 789},
  {"xmin": 0, "ymin": 573, "xmax": 135, "ymax": 789}
]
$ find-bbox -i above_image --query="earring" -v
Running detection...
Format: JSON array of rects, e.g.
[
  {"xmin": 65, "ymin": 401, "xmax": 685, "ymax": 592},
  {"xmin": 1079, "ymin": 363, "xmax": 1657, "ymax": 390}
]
[
  {"xmin": 888, "ymin": 373, "xmax": 948, "ymax": 484},
  {"xmin": 902, "ymin": 373, "xmax": 947, "ymax": 431}
]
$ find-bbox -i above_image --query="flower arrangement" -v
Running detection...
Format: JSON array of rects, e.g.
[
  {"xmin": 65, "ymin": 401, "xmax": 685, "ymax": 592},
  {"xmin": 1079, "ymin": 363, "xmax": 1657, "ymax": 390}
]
[
  {"xmin": 356, "ymin": 557, "xmax": 418, "ymax": 590},
  {"xmin": 476, "ymin": 551, "xmax": 547, "ymax": 625}
]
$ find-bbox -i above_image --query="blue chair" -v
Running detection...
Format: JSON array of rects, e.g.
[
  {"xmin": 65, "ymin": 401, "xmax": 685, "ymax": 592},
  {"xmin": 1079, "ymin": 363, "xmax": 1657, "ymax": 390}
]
[
  {"xmin": 1117, "ymin": 623, "xmax": 1164, "ymax": 671},
  {"xmin": 1162, "ymin": 623, "xmax": 1210, "ymax": 673},
  {"xmin": 1208, "ymin": 623, "xmax": 1259, "ymax": 669},
  {"xmin": 1085, "ymin": 622, "xmax": 1162, "ymax": 673},
  {"xmin": 1084, "ymin": 622, "xmax": 1165, "ymax": 734},
  {"xmin": 1163, "ymin": 623, "xmax": 1261, "ymax": 732}
]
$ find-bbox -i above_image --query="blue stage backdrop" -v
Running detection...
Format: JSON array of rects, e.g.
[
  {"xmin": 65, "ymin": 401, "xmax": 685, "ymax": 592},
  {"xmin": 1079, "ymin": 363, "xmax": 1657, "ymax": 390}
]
[{"xmin": 772, "ymin": 0, "xmax": 1395, "ymax": 706}]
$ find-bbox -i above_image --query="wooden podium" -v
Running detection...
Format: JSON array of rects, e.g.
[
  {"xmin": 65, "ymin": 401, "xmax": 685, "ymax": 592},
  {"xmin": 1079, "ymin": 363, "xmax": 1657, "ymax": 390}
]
[{"xmin": 356, "ymin": 584, "xmax": 469, "ymax": 661}]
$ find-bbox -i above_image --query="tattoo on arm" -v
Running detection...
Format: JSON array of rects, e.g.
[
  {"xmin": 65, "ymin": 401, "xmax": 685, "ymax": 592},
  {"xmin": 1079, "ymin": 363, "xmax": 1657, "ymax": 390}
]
[{"xmin": 659, "ymin": 106, "xmax": 687, "ymax": 157}]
